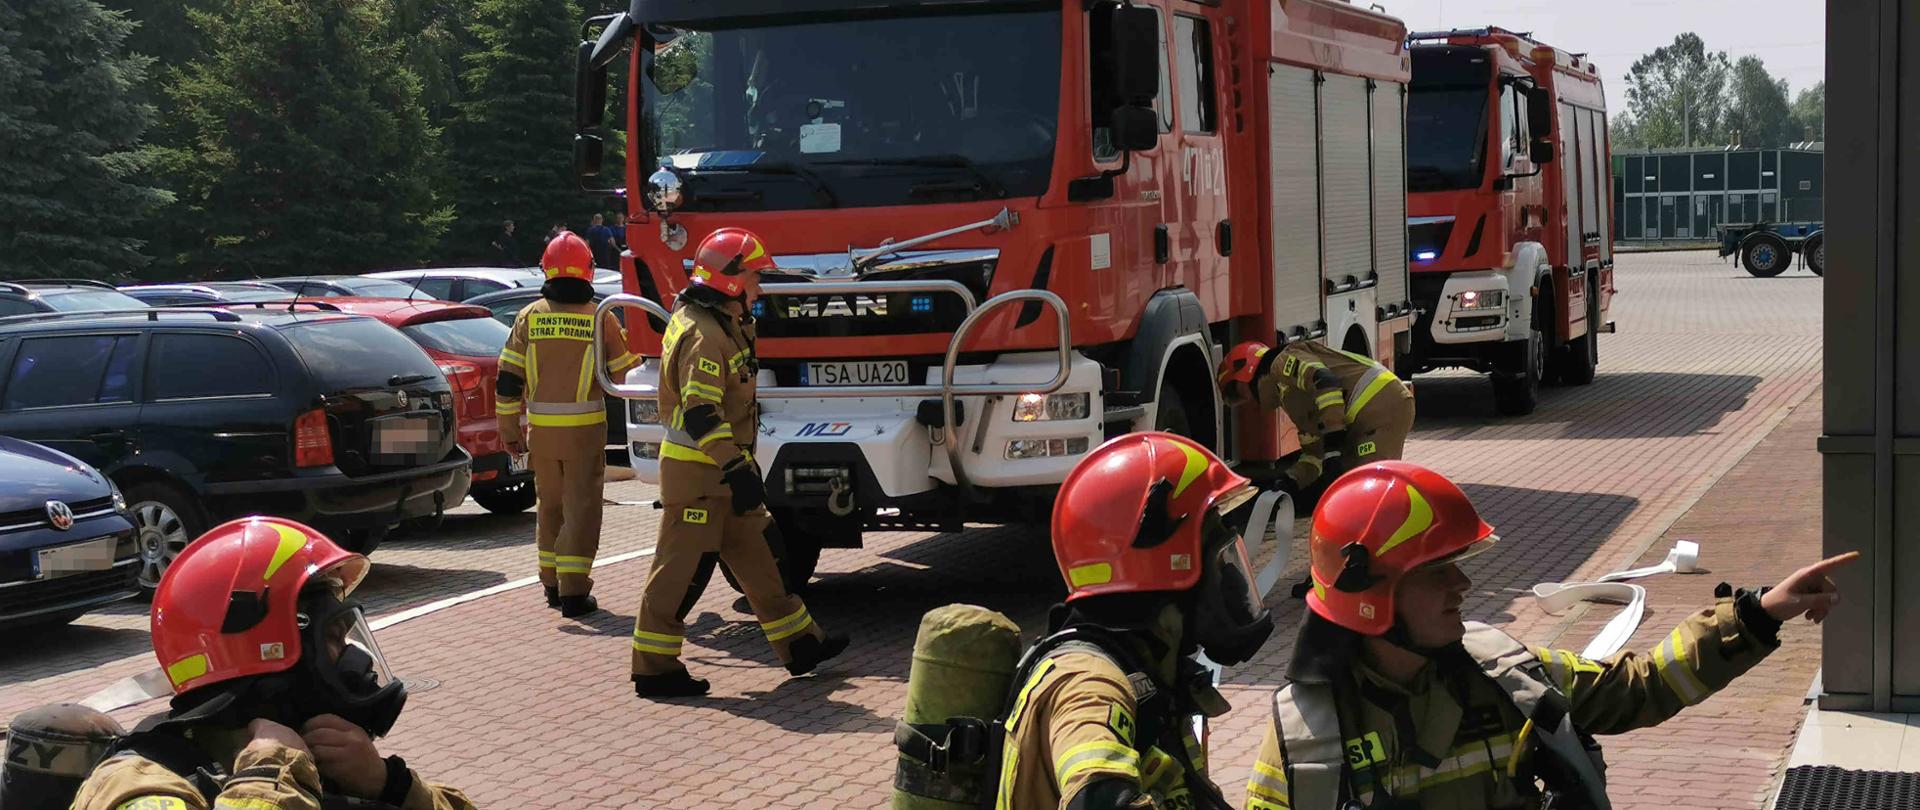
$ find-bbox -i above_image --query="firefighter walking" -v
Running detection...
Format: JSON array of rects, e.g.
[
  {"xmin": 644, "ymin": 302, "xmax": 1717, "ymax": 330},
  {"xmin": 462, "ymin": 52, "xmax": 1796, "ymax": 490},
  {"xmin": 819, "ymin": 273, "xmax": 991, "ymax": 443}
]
[
  {"xmin": 496, "ymin": 232, "xmax": 639, "ymax": 618},
  {"xmin": 630, "ymin": 227, "xmax": 848, "ymax": 699},
  {"xmin": 1244, "ymin": 461, "xmax": 1856, "ymax": 809},
  {"xmin": 1218, "ymin": 340, "xmax": 1415, "ymax": 494},
  {"xmin": 997, "ymin": 432, "xmax": 1279, "ymax": 810}
]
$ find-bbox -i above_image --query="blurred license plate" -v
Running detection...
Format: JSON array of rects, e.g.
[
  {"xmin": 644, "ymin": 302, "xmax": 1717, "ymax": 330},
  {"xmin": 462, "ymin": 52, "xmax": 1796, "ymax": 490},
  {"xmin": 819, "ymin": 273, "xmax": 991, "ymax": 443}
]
[
  {"xmin": 801, "ymin": 360, "xmax": 909, "ymax": 386},
  {"xmin": 36, "ymin": 536, "xmax": 115, "ymax": 580},
  {"xmin": 377, "ymin": 417, "xmax": 433, "ymax": 455}
]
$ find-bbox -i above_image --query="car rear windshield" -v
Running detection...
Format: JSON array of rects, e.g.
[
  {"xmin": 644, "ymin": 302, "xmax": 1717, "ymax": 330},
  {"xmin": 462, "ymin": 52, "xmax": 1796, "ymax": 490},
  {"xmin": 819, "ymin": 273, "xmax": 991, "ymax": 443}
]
[
  {"xmin": 282, "ymin": 317, "xmax": 443, "ymax": 391},
  {"xmin": 402, "ymin": 316, "xmax": 510, "ymax": 357},
  {"xmin": 336, "ymin": 277, "xmax": 420, "ymax": 297},
  {"xmin": 42, "ymin": 290, "xmax": 150, "ymax": 311}
]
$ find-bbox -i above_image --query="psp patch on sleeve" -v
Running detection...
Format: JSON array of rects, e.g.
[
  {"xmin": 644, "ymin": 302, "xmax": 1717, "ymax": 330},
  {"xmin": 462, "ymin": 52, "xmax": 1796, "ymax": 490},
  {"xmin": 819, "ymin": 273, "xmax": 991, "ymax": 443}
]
[
  {"xmin": 1107, "ymin": 704, "xmax": 1136, "ymax": 745},
  {"xmin": 696, "ymin": 357, "xmax": 722, "ymax": 377},
  {"xmin": 683, "ymin": 508, "xmax": 709, "ymax": 524}
]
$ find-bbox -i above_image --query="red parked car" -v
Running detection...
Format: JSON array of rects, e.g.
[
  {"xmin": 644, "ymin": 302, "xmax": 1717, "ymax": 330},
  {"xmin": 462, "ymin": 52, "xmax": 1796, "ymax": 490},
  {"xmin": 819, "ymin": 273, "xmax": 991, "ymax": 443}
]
[{"xmin": 235, "ymin": 298, "xmax": 535, "ymax": 513}]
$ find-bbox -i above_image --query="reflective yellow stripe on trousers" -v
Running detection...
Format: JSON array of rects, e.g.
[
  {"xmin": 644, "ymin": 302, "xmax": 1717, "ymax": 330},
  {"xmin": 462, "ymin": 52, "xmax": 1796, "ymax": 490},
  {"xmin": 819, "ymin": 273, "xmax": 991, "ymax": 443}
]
[
  {"xmin": 631, "ymin": 628, "xmax": 683, "ymax": 656},
  {"xmin": 527, "ymin": 399, "xmax": 606, "ymax": 428}
]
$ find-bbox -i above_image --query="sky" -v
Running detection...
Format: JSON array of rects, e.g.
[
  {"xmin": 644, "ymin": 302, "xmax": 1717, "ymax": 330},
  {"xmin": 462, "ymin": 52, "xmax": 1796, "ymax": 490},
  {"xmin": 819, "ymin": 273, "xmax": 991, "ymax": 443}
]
[{"xmin": 1381, "ymin": 0, "xmax": 1827, "ymax": 117}]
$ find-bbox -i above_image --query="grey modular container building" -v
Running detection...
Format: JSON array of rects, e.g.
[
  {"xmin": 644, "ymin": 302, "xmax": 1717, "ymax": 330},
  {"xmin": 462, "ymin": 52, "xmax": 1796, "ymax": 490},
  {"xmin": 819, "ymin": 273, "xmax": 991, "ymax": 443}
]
[{"xmin": 1611, "ymin": 145, "xmax": 1824, "ymax": 241}]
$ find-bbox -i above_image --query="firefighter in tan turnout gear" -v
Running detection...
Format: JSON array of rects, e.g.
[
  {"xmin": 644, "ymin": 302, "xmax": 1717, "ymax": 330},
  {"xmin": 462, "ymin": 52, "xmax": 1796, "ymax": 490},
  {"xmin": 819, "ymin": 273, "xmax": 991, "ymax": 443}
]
[
  {"xmin": 996, "ymin": 432, "xmax": 1278, "ymax": 810},
  {"xmin": 630, "ymin": 227, "xmax": 848, "ymax": 699},
  {"xmin": 1243, "ymin": 461, "xmax": 1856, "ymax": 810},
  {"xmin": 495, "ymin": 231, "xmax": 639, "ymax": 618},
  {"xmin": 1218, "ymin": 340, "xmax": 1415, "ymax": 494}
]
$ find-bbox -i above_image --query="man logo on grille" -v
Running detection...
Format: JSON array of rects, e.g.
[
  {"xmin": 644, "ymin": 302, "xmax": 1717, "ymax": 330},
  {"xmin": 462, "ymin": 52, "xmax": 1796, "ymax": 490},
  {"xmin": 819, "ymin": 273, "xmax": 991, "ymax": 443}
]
[{"xmin": 46, "ymin": 500, "xmax": 74, "ymax": 531}]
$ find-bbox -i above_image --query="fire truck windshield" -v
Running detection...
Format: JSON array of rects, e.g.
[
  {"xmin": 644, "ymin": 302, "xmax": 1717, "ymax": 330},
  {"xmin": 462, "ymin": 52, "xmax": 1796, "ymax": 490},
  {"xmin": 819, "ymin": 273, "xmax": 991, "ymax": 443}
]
[
  {"xmin": 1408, "ymin": 47, "xmax": 1494, "ymax": 193},
  {"xmin": 643, "ymin": 9, "xmax": 1062, "ymax": 211},
  {"xmin": 1407, "ymin": 85, "xmax": 1491, "ymax": 192}
]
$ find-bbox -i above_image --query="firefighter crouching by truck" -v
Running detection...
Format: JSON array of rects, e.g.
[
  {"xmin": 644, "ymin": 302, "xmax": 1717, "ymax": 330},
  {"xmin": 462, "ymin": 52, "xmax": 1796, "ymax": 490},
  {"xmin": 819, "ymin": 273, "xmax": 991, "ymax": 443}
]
[
  {"xmin": 629, "ymin": 227, "xmax": 849, "ymax": 699},
  {"xmin": 1217, "ymin": 341, "xmax": 1415, "ymax": 499},
  {"xmin": 48, "ymin": 517, "xmax": 474, "ymax": 810},
  {"xmin": 997, "ymin": 432, "xmax": 1277, "ymax": 809},
  {"xmin": 495, "ymin": 232, "xmax": 640, "ymax": 618},
  {"xmin": 1243, "ymin": 461, "xmax": 1858, "ymax": 810}
]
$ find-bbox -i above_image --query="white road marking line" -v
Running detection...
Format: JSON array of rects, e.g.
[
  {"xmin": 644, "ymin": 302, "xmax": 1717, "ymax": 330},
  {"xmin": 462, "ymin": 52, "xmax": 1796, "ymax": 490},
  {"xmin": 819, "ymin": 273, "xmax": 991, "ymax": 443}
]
[{"xmin": 370, "ymin": 546, "xmax": 656, "ymax": 631}]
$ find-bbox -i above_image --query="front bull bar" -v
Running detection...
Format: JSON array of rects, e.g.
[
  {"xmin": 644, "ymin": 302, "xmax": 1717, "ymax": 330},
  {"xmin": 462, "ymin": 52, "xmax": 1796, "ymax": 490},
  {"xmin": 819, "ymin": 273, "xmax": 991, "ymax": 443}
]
[{"xmin": 593, "ymin": 282, "xmax": 1071, "ymax": 493}]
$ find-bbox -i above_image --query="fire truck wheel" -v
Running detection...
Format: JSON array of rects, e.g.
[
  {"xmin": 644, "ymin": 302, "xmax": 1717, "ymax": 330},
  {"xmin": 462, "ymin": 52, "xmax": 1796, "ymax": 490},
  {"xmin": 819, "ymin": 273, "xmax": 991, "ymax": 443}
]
[
  {"xmin": 1559, "ymin": 281, "xmax": 1600, "ymax": 386},
  {"xmin": 1154, "ymin": 378, "xmax": 1193, "ymax": 437},
  {"xmin": 1741, "ymin": 233, "xmax": 1791, "ymax": 277},
  {"xmin": 1491, "ymin": 325, "xmax": 1543, "ymax": 417}
]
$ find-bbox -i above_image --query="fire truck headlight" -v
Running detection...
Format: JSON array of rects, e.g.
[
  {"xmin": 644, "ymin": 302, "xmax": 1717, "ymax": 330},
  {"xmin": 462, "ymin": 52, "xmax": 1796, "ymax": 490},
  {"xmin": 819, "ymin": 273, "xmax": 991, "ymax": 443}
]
[
  {"xmin": 629, "ymin": 398, "xmax": 660, "ymax": 424},
  {"xmin": 1012, "ymin": 392, "xmax": 1090, "ymax": 422},
  {"xmin": 1455, "ymin": 289, "xmax": 1505, "ymax": 312}
]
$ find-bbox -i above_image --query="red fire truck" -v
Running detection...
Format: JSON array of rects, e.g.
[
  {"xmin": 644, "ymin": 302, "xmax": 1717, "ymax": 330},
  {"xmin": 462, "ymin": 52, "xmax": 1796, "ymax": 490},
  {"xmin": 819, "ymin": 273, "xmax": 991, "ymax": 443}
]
[
  {"xmin": 573, "ymin": 0, "xmax": 1415, "ymax": 583},
  {"xmin": 1402, "ymin": 27, "xmax": 1616, "ymax": 415}
]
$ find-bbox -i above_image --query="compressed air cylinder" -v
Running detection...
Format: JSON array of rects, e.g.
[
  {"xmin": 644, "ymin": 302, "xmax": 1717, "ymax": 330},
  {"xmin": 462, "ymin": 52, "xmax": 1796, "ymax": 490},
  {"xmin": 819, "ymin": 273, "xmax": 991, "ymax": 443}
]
[
  {"xmin": 893, "ymin": 604, "xmax": 1024, "ymax": 810},
  {"xmin": 1, "ymin": 703, "xmax": 126, "ymax": 809}
]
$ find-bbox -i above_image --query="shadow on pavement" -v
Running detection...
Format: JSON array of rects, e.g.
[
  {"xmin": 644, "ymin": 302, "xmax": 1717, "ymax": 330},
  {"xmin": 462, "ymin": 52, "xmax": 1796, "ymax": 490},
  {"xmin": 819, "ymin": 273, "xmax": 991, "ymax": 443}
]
[
  {"xmin": 353, "ymin": 564, "xmax": 510, "ymax": 615},
  {"xmin": 694, "ymin": 672, "xmax": 893, "ymax": 735},
  {"xmin": 385, "ymin": 512, "xmax": 537, "ymax": 551},
  {"xmin": 0, "ymin": 624, "xmax": 152, "ymax": 686},
  {"xmin": 1413, "ymin": 372, "xmax": 1760, "ymax": 440}
]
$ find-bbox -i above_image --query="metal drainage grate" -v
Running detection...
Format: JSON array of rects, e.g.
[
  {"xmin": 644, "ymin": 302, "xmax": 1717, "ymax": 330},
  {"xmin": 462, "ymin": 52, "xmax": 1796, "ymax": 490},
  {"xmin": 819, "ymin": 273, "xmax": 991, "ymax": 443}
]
[{"xmin": 1775, "ymin": 766, "xmax": 1920, "ymax": 810}]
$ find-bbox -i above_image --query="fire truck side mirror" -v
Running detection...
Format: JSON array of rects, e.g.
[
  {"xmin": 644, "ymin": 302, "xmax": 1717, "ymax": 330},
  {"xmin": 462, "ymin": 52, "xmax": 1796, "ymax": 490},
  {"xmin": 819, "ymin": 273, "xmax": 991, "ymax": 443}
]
[
  {"xmin": 1525, "ymin": 86, "xmax": 1553, "ymax": 136},
  {"xmin": 1112, "ymin": 106, "xmax": 1160, "ymax": 152},
  {"xmin": 575, "ymin": 135, "xmax": 605, "ymax": 181},
  {"xmin": 1110, "ymin": 5, "xmax": 1161, "ymax": 107},
  {"xmin": 1529, "ymin": 140, "xmax": 1556, "ymax": 165},
  {"xmin": 576, "ymin": 40, "xmax": 609, "ymax": 131}
]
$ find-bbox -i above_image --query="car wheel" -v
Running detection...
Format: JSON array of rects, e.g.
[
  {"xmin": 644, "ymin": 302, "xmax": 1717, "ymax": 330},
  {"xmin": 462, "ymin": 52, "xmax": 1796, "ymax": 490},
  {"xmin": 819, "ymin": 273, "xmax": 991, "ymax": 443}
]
[
  {"xmin": 126, "ymin": 482, "xmax": 204, "ymax": 592},
  {"xmin": 340, "ymin": 526, "xmax": 387, "ymax": 556},
  {"xmin": 473, "ymin": 480, "xmax": 538, "ymax": 513}
]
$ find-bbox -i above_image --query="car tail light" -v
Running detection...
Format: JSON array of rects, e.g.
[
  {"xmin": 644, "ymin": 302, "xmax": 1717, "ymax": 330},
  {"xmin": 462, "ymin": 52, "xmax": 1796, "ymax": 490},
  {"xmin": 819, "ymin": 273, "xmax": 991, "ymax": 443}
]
[
  {"xmin": 295, "ymin": 408, "xmax": 334, "ymax": 468},
  {"xmin": 437, "ymin": 362, "xmax": 481, "ymax": 392}
]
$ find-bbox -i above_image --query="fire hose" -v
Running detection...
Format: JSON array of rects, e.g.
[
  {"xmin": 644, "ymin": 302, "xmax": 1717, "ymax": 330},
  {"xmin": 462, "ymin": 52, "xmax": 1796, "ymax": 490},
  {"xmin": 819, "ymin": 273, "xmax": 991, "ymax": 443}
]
[{"xmin": 1531, "ymin": 540, "xmax": 1701, "ymax": 660}]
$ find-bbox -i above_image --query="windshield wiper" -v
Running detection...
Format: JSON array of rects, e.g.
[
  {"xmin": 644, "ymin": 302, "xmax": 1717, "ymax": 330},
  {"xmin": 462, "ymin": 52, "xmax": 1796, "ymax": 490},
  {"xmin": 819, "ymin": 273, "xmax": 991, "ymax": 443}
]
[
  {"xmin": 695, "ymin": 161, "xmax": 838, "ymax": 207},
  {"xmin": 817, "ymin": 154, "xmax": 1007, "ymax": 199}
]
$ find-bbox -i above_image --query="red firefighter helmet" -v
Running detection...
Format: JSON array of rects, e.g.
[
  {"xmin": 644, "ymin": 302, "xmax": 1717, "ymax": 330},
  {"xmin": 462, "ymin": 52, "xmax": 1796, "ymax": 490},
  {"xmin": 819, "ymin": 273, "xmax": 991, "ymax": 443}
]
[
  {"xmin": 1051, "ymin": 432, "xmax": 1255, "ymax": 600},
  {"xmin": 688, "ymin": 227, "xmax": 775, "ymax": 299},
  {"xmin": 150, "ymin": 517, "xmax": 369, "ymax": 694},
  {"xmin": 541, "ymin": 232, "xmax": 595, "ymax": 282},
  {"xmin": 1305, "ymin": 461, "xmax": 1498, "ymax": 635},
  {"xmin": 1218, "ymin": 341, "xmax": 1270, "ymax": 406}
]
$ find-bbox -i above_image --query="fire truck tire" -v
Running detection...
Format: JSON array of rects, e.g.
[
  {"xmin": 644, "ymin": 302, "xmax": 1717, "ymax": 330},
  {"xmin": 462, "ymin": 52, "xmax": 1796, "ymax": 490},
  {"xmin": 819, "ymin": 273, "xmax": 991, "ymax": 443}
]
[
  {"xmin": 1559, "ymin": 280, "xmax": 1600, "ymax": 387},
  {"xmin": 1741, "ymin": 233, "xmax": 1791, "ymax": 277},
  {"xmin": 1804, "ymin": 234, "xmax": 1825, "ymax": 276},
  {"xmin": 772, "ymin": 508, "xmax": 828, "ymax": 592},
  {"xmin": 1491, "ymin": 325, "xmax": 1543, "ymax": 416},
  {"xmin": 1154, "ymin": 378, "xmax": 1193, "ymax": 437}
]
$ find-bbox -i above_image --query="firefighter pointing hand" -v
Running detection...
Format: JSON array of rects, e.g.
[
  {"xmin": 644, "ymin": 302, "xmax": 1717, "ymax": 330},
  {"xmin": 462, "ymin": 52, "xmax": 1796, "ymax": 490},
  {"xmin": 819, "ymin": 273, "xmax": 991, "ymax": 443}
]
[
  {"xmin": 494, "ymin": 232, "xmax": 639, "ymax": 618},
  {"xmin": 1218, "ymin": 341, "xmax": 1415, "ymax": 497},
  {"xmin": 1244, "ymin": 461, "xmax": 1854, "ymax": 809},
  {"xmin": 630, "ymin": 227, "xmax": 849, "ymax": 699}
]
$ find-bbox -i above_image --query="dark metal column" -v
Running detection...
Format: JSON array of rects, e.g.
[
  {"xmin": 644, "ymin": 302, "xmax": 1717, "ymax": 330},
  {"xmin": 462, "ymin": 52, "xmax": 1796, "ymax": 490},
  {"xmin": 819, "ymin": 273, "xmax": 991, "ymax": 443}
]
[{"xmin": 1820, "ymin": 0, "xmax": 1919, "ymax": 713}]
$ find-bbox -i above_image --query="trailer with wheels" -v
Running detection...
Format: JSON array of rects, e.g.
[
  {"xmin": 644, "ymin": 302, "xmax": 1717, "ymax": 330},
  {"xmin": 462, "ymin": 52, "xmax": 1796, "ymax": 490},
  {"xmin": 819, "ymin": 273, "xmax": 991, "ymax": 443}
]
[{"xmin": 1718, "ymin": 221, "xmax": 1825, "ymax": 277}]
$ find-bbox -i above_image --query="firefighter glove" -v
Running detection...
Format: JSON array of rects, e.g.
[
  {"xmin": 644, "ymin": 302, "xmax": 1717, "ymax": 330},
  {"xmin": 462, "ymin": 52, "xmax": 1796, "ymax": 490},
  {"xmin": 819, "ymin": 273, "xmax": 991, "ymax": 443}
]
[{"xmin": 724, "ymin": 464, "xmax": 765, "ymax": 515}]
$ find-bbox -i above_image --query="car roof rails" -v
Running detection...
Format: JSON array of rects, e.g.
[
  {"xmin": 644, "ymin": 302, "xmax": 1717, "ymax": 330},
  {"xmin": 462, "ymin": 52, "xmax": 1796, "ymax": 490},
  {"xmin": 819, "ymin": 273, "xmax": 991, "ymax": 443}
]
[
  {"xmin": 219, "ymin": 300, "xmax": 343, "ymax": 312},
  {"xmin": 11, "ymin": 278, "xmax": 120, "ymax": 290},
  {"xmin": 0, "ymin": 282, "xmax": 28, "ymax": 296},
  {"xmin": 0, "ymin": 307, "xmax": 245, "ymax": 326}
]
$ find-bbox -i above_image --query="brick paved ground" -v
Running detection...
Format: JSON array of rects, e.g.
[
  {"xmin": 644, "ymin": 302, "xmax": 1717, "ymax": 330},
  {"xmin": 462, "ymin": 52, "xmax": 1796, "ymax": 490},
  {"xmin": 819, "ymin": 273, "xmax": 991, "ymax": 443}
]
[{"xmin": 0, "ymin": 251, "xmax": 1827, "ymax": 808}]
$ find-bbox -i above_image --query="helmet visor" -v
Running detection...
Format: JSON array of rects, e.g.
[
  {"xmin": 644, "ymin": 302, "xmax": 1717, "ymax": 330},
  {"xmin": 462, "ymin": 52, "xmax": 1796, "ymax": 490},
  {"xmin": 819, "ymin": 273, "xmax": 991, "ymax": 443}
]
[
  {"xmin": 1412, "ymin": 534, "xmax": 1500, "ymax": 572},
  {"xmin": 1209, "ymin": 531, "xmax": 1268, "ymax": 625},
  {"xmin": 306, "ymin": 598, "xmax": 396, "ymax": 696}
]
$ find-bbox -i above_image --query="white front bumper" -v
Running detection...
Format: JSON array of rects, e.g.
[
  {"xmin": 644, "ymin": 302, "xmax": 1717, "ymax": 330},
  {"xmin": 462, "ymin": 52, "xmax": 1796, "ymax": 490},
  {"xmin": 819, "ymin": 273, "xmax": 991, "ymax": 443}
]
[
  {"xmin": 624, "ymin": 351, "xmax": 1106, "ymax": 498},
  {"xmin": 1429, "ymin": 269, "xmax": 1531, "ymax": 345}
]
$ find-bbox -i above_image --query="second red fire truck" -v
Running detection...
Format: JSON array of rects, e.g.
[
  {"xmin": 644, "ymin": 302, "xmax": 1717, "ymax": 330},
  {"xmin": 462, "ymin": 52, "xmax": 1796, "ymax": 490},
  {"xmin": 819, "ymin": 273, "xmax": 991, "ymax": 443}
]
[{"xmin": 1402, "ymin": 27, "xmax": 1616, "ymax": 415}]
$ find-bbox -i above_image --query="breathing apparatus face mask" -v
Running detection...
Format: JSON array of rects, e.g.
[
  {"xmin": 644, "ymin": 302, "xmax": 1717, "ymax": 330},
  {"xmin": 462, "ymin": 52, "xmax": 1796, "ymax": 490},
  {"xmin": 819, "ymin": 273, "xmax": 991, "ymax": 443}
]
[
  {"xmin": 1189, "ymin": 510, "xmax": 1276, "ymax": 667},
  {"xmin": 292, "ymin": 588, "xmax": 407, "ymax": 737}
]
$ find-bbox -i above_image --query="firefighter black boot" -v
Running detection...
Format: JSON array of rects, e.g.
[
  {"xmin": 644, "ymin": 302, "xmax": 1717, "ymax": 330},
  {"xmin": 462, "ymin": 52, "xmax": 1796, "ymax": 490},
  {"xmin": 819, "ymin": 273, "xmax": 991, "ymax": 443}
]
[
  {"xmin": 784, "ymin": 633, "xmax": 850, "ymax": 676},
  {"xmin": 634, "ymin": 671, "xmax": 710, "ymax": 699},
  {"xmin": 559, "ymin": 594, "xmax": 599, "ymax": 618},
  {"xmin": 544, "ymin": 586, "xmax": 561, "ymax": 610}
]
